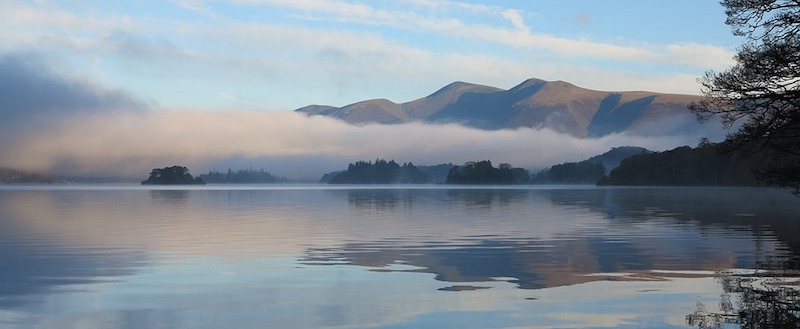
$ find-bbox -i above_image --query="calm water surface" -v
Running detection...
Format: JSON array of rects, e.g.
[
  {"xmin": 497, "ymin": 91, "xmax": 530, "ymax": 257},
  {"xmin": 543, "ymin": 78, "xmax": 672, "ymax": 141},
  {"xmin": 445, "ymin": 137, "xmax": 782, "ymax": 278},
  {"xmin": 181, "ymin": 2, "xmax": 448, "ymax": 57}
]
[{"xmin": 1, "ymin": 185, "xmax": 799, "ymax": 328}]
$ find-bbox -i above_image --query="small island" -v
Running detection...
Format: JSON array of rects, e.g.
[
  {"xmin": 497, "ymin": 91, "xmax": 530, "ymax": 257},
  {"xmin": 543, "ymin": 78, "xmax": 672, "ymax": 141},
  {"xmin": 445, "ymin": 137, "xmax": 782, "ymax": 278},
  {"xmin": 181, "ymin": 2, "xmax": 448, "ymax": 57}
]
[
  {"xmin": 446, "ymin": 160, "xmax": 529, "ymax": 185},
  {"xmin": 328, "ymin": 159, "xmax": 432, "ymax": 184},
  {"xmin": 141, "ymin": 166, "xmax": 205, "ymax": 185}
]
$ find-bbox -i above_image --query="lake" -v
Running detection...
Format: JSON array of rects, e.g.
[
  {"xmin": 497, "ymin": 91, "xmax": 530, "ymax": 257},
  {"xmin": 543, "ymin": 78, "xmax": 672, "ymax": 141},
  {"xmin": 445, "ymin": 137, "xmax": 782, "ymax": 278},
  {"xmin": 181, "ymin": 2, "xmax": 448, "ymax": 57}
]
[{"xmin": 1, "ymin": 185, "xmax": 799, "ymax": 328}]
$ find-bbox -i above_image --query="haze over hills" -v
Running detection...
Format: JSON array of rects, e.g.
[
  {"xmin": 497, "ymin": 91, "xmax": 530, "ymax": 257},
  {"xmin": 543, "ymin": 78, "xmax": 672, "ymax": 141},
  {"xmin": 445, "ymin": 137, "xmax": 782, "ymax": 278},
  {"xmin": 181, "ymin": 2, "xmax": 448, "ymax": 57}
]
[{"xmin": 296, "ymin": 78, "xmax": 712, "ymax": 138}]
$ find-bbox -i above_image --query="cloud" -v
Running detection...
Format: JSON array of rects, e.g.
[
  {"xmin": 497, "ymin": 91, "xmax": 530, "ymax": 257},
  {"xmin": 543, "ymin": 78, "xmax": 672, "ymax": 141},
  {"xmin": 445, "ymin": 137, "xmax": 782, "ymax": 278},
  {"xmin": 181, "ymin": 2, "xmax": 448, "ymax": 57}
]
[
  {"xmin": 0, "ymin": 1, "xmax": 732, "ymax": 111},
  {"xmin": 236, "ymin": 0, "xmax": 734, "ymax": 69},
  {"xmin": 0, "ymin": 53, "xmax": 146, "ymax": 122},
  {"xmin": 501, "ymin": 9, "xmax": 528, "ymax": 31},
  {"xmin": 0, "ymin": 52, "xmax": 717, "ymax": 180},
  {"xmin": 0, "ymin": 51, "xmax": 713, "ymax": 178},
  {"xmin": 0, "ymin": 108, "xmax": 700, "ymax": 179}
]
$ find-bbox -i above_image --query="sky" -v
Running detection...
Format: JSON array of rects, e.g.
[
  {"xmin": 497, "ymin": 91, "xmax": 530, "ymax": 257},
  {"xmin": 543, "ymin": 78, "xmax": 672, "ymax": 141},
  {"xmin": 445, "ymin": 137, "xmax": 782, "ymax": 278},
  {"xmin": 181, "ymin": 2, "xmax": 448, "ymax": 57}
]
[
  {"xmin": 0, "ymin": 1, "xmax": 740, "ymax": 179},
  {"xmin": 1, "ymin": 0, "xmax": 738, "ymax": 110}
]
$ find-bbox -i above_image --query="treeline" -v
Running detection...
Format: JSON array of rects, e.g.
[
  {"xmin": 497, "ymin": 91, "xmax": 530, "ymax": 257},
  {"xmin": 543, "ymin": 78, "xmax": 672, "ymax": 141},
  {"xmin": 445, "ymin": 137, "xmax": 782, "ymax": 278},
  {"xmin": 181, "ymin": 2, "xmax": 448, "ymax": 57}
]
[
  {"xmin": 446, "ymin": 160, "xmax": 529, "ymax": 184},
  {"xmin": 532, "ymin": 162, "xmax": 605, "ymax": 184},
  {"xmin": 329, "ymin": 159, "xmax": 432, "ymax": 184},
  {"xmin": 325, "ymin": 159, "xmax": 529, "ymax": 185},
  {"xmin": 0, "ymin": 168, "xmax": 53, "ymax": 184},
  {"xmin": 142, "ymin": 166, "xmax": 205, "ymax": 185},
  {"xmin": 598, "ymin": 142, "xmax": 776, "ymax": 186},
  {"xmin": 531, "ymin": 146, "xmax": 649, "ymax": 184},
  {"xmin": 200, "ymin": 168, "xmax": 286, "ymax": 184}
]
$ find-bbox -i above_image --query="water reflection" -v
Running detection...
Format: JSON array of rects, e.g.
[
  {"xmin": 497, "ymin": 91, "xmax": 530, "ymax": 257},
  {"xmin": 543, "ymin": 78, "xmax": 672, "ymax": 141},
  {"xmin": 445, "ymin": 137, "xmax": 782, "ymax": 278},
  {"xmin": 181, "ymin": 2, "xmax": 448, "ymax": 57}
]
[
  {"xmin": 1, "ymin": 185, "xmax": 800, "ymax": 328},
  {"xmin": 687, "ymin": 265, "xmax": 800, "ymax": 328},
  {"xmin": 307, "ymin": 187, "xmax": 800, "ymax": 290},
  {"xmin": 149, "ymin": 189, "xmax": 191, "ymax": 204}
]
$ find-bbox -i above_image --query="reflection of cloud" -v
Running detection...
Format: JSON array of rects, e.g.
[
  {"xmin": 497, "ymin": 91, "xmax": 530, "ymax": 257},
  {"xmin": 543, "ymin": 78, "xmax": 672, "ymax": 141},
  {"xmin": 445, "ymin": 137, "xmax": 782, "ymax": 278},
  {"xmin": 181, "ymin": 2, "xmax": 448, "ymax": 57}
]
[{"xmin": 2, "ymin": 186, "xmax": 798, "ymax": 328}]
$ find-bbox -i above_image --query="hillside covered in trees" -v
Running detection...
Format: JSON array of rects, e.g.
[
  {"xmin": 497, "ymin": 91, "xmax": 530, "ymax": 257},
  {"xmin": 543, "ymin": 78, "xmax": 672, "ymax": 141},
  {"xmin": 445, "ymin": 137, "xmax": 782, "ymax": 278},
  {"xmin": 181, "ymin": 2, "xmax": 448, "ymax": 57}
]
[
  {"xmin": 446, "ymin": 160, "xmax": 529, "ymax": 185},
  {"xmin": 328, "ymin": 159, "xmax": 432, "ymax": 184},
  {"xmin": 598, "ymin": 142, "xmax": 782, "ymax": 187},
  {"xmin": 532, "ymin": 146, "xmax": 650, "ymax": 184}
]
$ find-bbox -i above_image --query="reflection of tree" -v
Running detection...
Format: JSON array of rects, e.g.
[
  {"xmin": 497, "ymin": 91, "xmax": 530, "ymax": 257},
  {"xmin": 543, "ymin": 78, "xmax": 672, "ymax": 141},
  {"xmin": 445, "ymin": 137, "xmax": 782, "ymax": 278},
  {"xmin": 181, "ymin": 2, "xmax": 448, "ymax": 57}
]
[
  {"xmin": 687, "ymin": 264, "xmax": 800, "ymax": 328},
  {"xmin": 445, "ymin": 189, "xmax": 528, "ymax": 209},
  {"xmin": 149, "ymin": 190, "xmax": 190, "ymax": 204},
  {"xmin": 347, "ymin": 189, "xmax": 409, "ymax": 211}
]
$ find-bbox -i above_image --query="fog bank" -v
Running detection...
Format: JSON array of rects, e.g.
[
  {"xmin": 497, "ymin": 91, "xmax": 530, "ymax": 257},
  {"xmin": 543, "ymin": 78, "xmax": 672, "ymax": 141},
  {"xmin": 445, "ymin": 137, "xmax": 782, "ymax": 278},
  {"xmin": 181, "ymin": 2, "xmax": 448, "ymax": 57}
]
[{"xmin": 0, "ymin": 109, "xmax": 702, "ymax": 180}]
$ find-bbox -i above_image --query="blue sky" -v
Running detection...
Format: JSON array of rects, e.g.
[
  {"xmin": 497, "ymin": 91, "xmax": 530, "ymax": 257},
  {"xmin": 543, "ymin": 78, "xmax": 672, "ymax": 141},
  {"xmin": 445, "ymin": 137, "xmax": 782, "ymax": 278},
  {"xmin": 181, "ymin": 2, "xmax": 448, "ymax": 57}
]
[
  {"xmin": 1, "ymin": 0, "xmax": 737, "ymax": 111},
  {"xmin": 0, "ymin": 1, "xmax": 738, "ymax": 177}
]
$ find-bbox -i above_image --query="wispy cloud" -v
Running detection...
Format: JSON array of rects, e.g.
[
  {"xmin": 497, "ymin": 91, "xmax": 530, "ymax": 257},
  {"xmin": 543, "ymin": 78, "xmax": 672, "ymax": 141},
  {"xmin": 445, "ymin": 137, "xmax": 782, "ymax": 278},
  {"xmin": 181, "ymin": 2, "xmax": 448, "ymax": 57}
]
[
  {"xmin": 237, "ymin": 0, "xmax": 734, "ymax": 69},
  {"xmin": 0, "ymin": 0, "xmax": 734, "ymax": 110},
  {"xmin": 0, "ymin": 52, "xmax": 715, "ymax": 179}
]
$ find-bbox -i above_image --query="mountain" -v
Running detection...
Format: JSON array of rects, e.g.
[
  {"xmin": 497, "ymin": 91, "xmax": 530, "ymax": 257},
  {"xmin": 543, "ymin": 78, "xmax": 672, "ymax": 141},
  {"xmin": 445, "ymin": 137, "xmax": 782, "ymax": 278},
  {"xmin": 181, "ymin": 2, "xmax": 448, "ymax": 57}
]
[{"xmin": 296, "ymin": 78, "xmax": 706, "ymax": 138}]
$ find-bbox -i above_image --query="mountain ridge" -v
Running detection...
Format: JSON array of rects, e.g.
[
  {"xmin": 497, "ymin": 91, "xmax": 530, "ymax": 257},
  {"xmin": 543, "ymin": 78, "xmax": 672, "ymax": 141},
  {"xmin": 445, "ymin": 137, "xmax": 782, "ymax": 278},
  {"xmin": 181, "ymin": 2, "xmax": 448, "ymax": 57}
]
[{"xmin": 296, "ymin": 78, "xmax": 708, "ymax": 138}]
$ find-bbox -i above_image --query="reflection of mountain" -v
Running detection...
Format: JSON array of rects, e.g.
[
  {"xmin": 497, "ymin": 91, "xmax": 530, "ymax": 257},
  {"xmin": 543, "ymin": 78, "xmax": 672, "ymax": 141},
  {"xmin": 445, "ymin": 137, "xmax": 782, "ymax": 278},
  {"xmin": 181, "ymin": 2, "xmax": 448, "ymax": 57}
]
[
  {"xmin": 3, "ymin": 185, "xmax": 799, "ymax": 309},
  {"xmin": 297, "ymin": 78, "xmax": 712, "ymax": 138},
  {"xmin": 304, "ymin": 187, "xmax": 800, "ymax": 290}
]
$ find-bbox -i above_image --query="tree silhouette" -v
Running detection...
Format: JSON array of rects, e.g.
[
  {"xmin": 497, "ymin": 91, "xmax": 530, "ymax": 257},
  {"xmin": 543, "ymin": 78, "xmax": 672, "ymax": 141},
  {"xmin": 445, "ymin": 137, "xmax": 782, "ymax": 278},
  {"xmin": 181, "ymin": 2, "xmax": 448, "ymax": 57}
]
[
  {"xmin": 446, "ymin": 160, "xmax": 529, "ymax": 185},
  {"xmin": 690, "ymin": 0, "xmax": 800, "ymax": 195},
  {"xmin": 141, "ymin": 165, "xmax": 204, "ymax": 185},
  {"xmin": 687, "ymin": 264, "xmax": 800, "ymax": 328}
]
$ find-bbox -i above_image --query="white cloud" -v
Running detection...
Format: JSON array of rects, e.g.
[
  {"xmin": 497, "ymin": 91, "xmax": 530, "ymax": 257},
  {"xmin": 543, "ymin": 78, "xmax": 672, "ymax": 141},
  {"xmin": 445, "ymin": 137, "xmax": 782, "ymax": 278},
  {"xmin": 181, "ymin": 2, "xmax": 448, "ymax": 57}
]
[
  {"xmin": 228, "ymin": 0, "xmax": 734, "ymax": 69},
  {"xmin": 501, "ymin": 9, "xmax": 528, "ymax": 31},
  {"xmin": 0, "ymin": 0, "xmax": 734, "ymax": 110},
  {"xmin": 0, "ymin": 109, "xmax": 694, "ymax": 179}
]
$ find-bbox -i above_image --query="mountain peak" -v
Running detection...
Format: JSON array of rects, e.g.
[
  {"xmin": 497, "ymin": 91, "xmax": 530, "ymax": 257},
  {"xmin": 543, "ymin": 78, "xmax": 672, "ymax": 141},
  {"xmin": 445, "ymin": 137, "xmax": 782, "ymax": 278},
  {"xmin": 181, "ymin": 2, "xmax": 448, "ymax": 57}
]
[
  {"xmin": 510, "ymin": 78, "xmax": 548, "ymax": 91},
  {"xmin": 428, "ymin": 81, "xmax": 497, "ymax": 98},
  {"xmin": 295, "ymin": 78, "xmax": 712, "ymax": 138}
]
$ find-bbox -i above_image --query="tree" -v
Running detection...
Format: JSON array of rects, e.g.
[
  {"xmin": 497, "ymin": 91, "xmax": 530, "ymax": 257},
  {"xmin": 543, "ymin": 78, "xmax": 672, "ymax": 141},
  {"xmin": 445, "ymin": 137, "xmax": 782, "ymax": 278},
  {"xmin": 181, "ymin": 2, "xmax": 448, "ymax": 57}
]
[
  {"xmin": 690, "ymin": 0, "xmax": 800, "ymax": 195},
  {"xmin": 141, "ymin": 165, "xmax": 205, "ymax": 185}
]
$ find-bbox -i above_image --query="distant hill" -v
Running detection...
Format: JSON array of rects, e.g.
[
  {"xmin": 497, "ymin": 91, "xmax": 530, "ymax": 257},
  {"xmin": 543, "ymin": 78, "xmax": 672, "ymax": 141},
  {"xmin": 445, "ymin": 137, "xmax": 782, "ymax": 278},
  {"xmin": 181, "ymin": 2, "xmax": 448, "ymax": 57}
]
[
  {"xmin": 532, "ymin": 146, "xmax": 650, "ymax": 184},
  {"xmin": 296, "ymin": 78, "xmax": 707, "ymax": 138},
  {"xmin": 598, "ymin": 144, "xmax": 776, "ymax": 187}
]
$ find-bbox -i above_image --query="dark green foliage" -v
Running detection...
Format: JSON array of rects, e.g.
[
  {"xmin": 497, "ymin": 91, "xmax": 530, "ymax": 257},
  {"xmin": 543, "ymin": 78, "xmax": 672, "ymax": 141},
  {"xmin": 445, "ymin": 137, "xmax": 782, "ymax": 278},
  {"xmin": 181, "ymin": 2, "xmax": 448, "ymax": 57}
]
[
  {"xmin": 329, "ymin": 159, "xmax": 432, "ymax": 184},
  {"xmin": 689, "ymin": 0, "xmax": 800, "ymax": 195},
  {"xmin": 200, "ymin": 168, "xmax": 285, "ymax": 184},
  {"xmin": 446, "ymin": 160, "xmax": 529, "ymax": 185},
  {"xmin": 141, "ymin": 165, "xmax": 205, "ymax": 185},
  {"xmin": 598, "ymin": 142, "xmax": 773, "ymax": 187}
]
